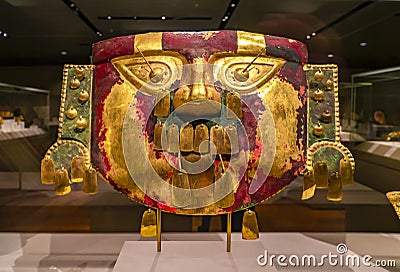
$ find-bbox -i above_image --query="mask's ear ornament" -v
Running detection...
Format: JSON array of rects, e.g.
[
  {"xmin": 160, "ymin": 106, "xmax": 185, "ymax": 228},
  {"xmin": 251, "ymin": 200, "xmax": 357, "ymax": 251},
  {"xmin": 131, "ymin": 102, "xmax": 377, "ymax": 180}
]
[{"xmin": 303, "ymin": 65, "xmax": 355, "ymax": 202}]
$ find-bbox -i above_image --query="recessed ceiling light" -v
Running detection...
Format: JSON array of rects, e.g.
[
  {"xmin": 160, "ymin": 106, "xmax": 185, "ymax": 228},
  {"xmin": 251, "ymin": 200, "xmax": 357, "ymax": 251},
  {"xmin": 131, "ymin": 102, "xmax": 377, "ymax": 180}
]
[
  {"xmin": 222, "ymin": 18, "xmax": 226, "ymax": 22},
  {"xmin": 161, "ymin": 16, "xmax": 166, "ymax": 20},
  {"xmin": 306, "ymin": 35, "xmax": 311, "ymax": 40},
  {"xmin": 61, "ymin": 51, "xmax": 68, "ymax": 56},
  {"xmin": 311, "ymin": 32, "xmax": 316, "ymax": 36},
  {"xmin": 96, "ymin": 31, "xmax": 103, "ymax": 37},
  {"xmin": 231, "ymin": 3, "xmax": 236, "ymax": 7},
  {"xmin": 3, "ymin": 32, "xmax": 8, "ymax": 38},
  {"xmin": 107, "ymin": 15, "xmax": 112, "ymax": 20},
  {"xmin": 360, "ymin": 42, "xmax": 367, "ymax": 47},
  {"xmin": 0, "ymin": 30, "xmax": 2, "ymax": 35},
  {"xmin": 328, "ymin": 53, "xmax": 334, "ymax": 58}
]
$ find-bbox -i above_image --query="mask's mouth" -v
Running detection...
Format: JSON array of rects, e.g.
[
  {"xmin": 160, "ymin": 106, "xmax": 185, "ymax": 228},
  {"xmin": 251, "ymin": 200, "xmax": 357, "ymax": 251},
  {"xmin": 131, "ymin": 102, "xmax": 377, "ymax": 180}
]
[{"xmin": 173, "ymin": 100, "xmax": 221, "ymax": 121}]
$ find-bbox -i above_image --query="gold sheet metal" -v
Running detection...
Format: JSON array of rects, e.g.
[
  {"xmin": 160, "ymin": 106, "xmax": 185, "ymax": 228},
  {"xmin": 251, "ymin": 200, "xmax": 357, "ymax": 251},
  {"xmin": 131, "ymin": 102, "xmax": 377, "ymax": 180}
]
[
  {"xmin": 71, "ymin": 155, "xmax": 86, "ymax": 183},
  {"xmin": 41, "ymin": 156, "xmax": 55, "ymax": 184},
  {"xmin": 55, "ymin": 168, "xmax": 71, "ymax": 196},
  {"xmin": 340, "ymin": 158, "xmax": 354, "ymax": 185},
  {"xmin": 327, "ymin": 172, "xmax": 342, "ymax": 201},
  {"xmin": 140, "ymin": 209, "xmax": 157, "ymax": 237},
  {"xmin": 313, "ymin": 161, "xmax": 328, "ymax": 188},
  {"xmin": 242, "ymin": 210, "xmax": 259, "ymax": 240},
  {"xmin": 386, "ymin": 192, "xmax": 400, "ymax": 219},
  {"xmin": 83, "ymin": 168, "xmax": 98, "ymax": 194},
  {"xmin": 302, "ymin": 169, "xmax": 316, "ymax": 200},
  {"xmin": 194, "ymin": 124, "xmax": 209, "ymax": 153}
]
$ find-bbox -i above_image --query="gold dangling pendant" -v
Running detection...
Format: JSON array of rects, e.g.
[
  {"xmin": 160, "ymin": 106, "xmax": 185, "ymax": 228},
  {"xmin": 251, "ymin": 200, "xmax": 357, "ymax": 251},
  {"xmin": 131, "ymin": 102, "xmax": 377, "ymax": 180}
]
[
  {"xmin": 83, "ymin": 168, "xmax": 98, "ymax": 194},
  {"xmin": 71, "ymin": 155, "xmax": 86, "ymax": 183},
  {"xmin": 301, "ymin": 168, "xmax": 316, "ymax": 200},
  {"xmin": 55, "ymin": 168, "xmax": 71, "ymax": 196},
  {"xmin": 242, "ymin": 210, "xmax": 259, "ymax": 240},
  {"xmin": 154, "ymin": 90, "xmax": 170, "ymax": 117},
  {"xmin": 41, "ymin": 156, "xmax": 55, "ymax": 184},
  {"xmin": 226, "ymin": 92, "xmax": 243, "ymax": 119},
  {"xmin": 327, "ymin": 172, "xmax": 343, "ymax": 201},
  {"xmin": 140, "ymin": 209, "xmax": 157, "ymax": 237},
  {"xmin": 313, "ymin": 161, "xmax": 328, "ymax": 188},
  {"xmin": 340, "ymin": 158, "xmax": 354, "ymax": 185}
]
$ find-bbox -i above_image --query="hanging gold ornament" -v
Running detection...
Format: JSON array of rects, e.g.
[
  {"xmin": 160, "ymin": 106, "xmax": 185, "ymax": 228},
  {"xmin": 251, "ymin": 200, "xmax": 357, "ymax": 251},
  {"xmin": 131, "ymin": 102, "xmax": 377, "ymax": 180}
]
[
  {"xmin": 210, "ymin": 125, "xmax": 224, "ymax": 154},
  {"xmin": 314, "ymin": 70, "xmax": 324, "ymax": 82},
  {"xmin": 71, "ymin": 155, "xmax": 86, "ymax": 183},
  {"xmin": 326, "ymin": 78, "xmax": 333, "ymax": 90},
  {"xmin": 75, "ymin": 67, "xmax": 86, "ymax": 80},
  {"xmin": 320, "ymin": 110, "xmax": 333, "ymax": 123},
  {"xmin": 312, "ymin": 89, "xmax": 325, "ymax": 102},
  {"xmin": 327, "ymin": 172, "xmax": 343, "ymax": 201},
  {"xmin": 140, "ymin": 209, "xmax": 157, "ymax": 237},
  {"xmin": 76, "ymin": 116, "xmax": 88, "ymax": 130},
  {"xmin": 55, "ymin": 168, "xmax": 71, "ymax": 196},
  {"xmin": 301, "ymin": 168, "xmax": 316, "ymax": 200},
  {"xmin": 41, "ymin": 156, "xmax": 55, "ymax": 184},
  {"xmin": 242, "ymin": 210, "xmax": 259, "ymax": 240},
  {"xmin": 78, "ymin": 89, "xmax": 90, "ymax": 103},
  {"xmin": 312, "ymin": 122, "xmax": 324, "ymax": 137},
  {"xmin": 153, "ymin": 123, "xmax": 166, "ymax": 151},
  {"xmin": 66, "ymin": 106, "xmax": 78, "ymax": 120},
  {"xmin": 340, "ymin": 158, "xmax": 354, "ymax": 185},
  {"xmin": 69, "ymin": 76, "xmax": 80, "ymax": 89},
  {"xmin": 313, "ymin": 161, "xmax": 328, "ymax": 188},
  {"xmin": 83, "ymin": 168, "xmax": 98, "ymax": 194}
]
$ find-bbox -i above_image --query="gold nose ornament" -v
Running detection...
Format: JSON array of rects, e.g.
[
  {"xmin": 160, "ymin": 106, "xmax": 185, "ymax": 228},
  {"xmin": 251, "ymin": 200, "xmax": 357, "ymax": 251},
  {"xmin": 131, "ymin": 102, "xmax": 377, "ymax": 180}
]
[
  {"xmin": 78, "ymin": 89, "xmax": 90, "ymax": 103},
  {"xmin": 179, "ymin": 123, "xmax": 194, "ymax": 152},
  {"xmin": 66, "ymin": 106, "xmax": 78, "ymax": 120},
  {"xmin": 55, "ymin": 168, "xmax": 71, "ymax": 196},
  {"xmin": 242, "ymin": 210, "xmax": 259, "ymax": 240},
  {"xmin": 327, "ymin": 172, "xmax": 343, "ymax": 201},
  {"xmin": 71, "ymin": 155, "xmax": 86, "ymax": 183},
  {"xmin": 312, "ymin": 122, "xmax": 324, "ymax": 137},
  {"xmin": 69, "ymin": 76, "xmax": 80, "ymax": 90},
  {"xmin": 312, "ymin": 89, "xmax": 325, "ymax": 102},
  {"xmin": 154, "ymin": 90, "xmax": 170, "ymax": 117},
  {"xmin": 320, "ymin": 110, "xmax": 332, "ymax": 123},
  {"xmin": 194, "ymin": 124, "xmax": 209, "ymax": 153},
  {"xmin": 340, "ymin": 158, "xmax": 354, "ymax": 185},
  {"xmin": 41, "ymin": 156, "xmax": 55, "ymax": 184},
  {"xmin": 226, "ymin": 92, "xmax": 243, "ymax": 119},
  {"xmin": 313, "ymin": 161, "xmax": 328, "ymax": 188},
  {"xmin": 153, "ymin": 123, "xmax": 166, "ymax": 151},
  {"xmin": 167, "ymin": 124, "xmax": 180, "ymax": 153},
  {"xmin": 210, "ymin": 125, "xmax": 224, "ymax": 154},
  {"xmin": 301, "ymin": 168, "xmax": 316, "ymax": 200}
]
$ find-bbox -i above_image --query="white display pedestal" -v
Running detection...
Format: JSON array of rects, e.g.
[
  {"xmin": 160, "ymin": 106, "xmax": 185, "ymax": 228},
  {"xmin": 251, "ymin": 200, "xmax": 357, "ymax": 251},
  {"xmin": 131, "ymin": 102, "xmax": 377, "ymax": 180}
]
[{"xmin": 113, "ymin": 233, "xmax": 395, "ymax": 272}]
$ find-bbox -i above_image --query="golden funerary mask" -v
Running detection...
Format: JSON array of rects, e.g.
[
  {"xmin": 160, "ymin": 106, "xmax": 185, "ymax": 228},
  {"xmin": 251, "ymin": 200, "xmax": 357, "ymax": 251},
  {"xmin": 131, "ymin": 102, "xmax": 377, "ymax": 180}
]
[{"xmin": 42, "ymin": 30, "xmax": 354, "ymax": 215}]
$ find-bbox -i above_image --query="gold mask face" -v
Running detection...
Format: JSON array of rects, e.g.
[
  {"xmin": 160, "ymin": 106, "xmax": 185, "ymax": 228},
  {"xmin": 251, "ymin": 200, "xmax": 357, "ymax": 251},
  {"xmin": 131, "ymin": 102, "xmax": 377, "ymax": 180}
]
[{"xmin": 43, "ymin": 30, "xmax": 355, "ymax": 215}]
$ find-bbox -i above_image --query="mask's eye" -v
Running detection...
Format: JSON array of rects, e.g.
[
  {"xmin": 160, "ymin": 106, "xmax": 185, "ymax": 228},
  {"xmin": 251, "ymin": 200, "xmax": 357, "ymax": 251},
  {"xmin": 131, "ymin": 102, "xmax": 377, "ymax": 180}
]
[
  {"xmin": 112, "ymin": 52, "xmax": 187, "ymax": 95},
  {"xmin": 212, "ymin": 55, "xmax": 286, "ymax": 94}
]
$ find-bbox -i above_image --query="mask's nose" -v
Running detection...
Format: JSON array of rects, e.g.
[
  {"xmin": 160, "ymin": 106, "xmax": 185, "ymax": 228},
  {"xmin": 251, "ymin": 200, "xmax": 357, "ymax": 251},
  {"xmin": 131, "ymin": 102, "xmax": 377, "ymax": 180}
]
[{"xmin": 173, "ymin": 58, "xmax": 221, "ymax": 117}]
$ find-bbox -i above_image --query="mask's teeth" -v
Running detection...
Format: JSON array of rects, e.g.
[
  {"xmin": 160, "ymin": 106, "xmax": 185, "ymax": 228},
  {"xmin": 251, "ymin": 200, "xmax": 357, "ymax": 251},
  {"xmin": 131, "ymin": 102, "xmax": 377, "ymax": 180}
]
[
  {"xmin": 154, "ymin": 90, "xmax": 170, "ymax": 117},
  {"xmin": 210, "ymin": 125, "xmax": 224, "ymax": 154},
  {"xmin": 226, "ymin": 91, "xmax": 242, "ymax": 119},
  {"xmin": 179, "ymin": 123, "xmax": 194, "ymax": 152},
  {"xmin": 224, "ymin": 125, "xmax": 239, "ymax": 155},
  {"xmin": 167, "ymin": 123, "xmax": 180, "ymax": 153},
  {"xmin": 194, "ymin": 124, "xmax": 209, "ymax": 153},
  {"xmin": 153, "ymin": 123, "xmax": 166, "ymax": 151}
]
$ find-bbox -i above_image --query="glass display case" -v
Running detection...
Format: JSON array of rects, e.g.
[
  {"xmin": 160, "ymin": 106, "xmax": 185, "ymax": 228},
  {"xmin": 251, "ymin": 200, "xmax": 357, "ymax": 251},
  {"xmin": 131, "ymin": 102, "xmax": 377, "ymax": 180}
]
[
  {"xmin": 0, "ymin": 82, "xmax": 51, "ymax": 189},
  {"xmin": 343, "ymin": 67, "xmax": 400, "ymax": 193},
  {"xmin": 346, "ymin": 66, "xmax": 400, "ymax": 141}
]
